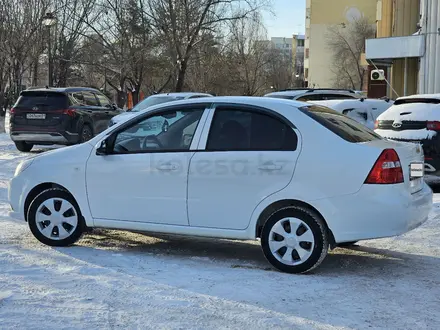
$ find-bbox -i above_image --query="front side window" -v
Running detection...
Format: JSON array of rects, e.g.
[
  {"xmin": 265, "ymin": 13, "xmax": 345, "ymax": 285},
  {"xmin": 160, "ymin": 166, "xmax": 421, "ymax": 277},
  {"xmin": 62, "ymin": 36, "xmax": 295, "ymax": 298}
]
[
  {"xmin": 83, "ymin": 91, "xmax": 99, "ymax": 106},
  {"xmin": 112, "ymin": 108, "xmax": 204, "ymax": 153},
  {"xmin": 206, "ymin": 107, "xmax": 297, "ymax": 151},
  {"xmin": 95, "ymin": 93, "xmax": 111, "ymax": 107}
]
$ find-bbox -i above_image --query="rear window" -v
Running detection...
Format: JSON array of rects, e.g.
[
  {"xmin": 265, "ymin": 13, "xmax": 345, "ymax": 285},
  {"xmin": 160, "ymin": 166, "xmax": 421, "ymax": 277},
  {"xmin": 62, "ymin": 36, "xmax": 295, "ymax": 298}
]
[
  {"xmin": 132, "ymin": 96, "xmax": 179, "ymax": 112},
  {"xmin": 300, "ymin": 105, "xmax": 381, "ymax": 143},
  {"xmin": 394, "ymin": 98, "xmax": 440, "ymax": 105},
  {"xmin": 15, "ymin": 91, "xmax": 68, "ymax": 109},
  {"xmin": 265, "ymin": 95, "xmax": 295, "ymax": 100}
]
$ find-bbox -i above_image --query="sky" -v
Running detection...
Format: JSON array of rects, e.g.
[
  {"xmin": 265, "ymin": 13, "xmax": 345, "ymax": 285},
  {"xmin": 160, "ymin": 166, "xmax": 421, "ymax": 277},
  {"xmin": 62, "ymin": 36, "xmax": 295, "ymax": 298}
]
[{"xmin": 263, "ymin": 0, "xmax": 306, "ymax": 38}]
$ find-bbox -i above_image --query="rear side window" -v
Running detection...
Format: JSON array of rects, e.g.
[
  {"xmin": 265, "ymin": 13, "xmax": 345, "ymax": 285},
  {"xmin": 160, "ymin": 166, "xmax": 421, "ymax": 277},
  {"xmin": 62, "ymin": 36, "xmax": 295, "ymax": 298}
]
[
  {"xmin": 15, "ymin": 91, "xmax": 68, "ymax": 109},
  {"xmin": 207, "ymin": 107, "xmax": 297, "ymax": 151},
  {"xmin": 300, "ymin": 105, "xmax": 381, "ymax": 143}
]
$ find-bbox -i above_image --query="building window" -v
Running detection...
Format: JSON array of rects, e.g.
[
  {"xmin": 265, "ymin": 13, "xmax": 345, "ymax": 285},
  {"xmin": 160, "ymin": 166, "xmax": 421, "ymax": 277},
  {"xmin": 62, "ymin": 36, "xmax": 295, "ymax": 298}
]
[
  {"xmin": 297, "ymin": 39, "xmax": 304, "ymax": 47},
  {"xmin": 305, "ymin": 48, "xmax": 309, "ymax": 59}
]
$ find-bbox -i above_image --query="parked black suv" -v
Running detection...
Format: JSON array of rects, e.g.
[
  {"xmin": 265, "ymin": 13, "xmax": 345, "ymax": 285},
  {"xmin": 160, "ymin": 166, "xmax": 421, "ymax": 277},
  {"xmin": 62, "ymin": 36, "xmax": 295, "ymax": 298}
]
[{"xmin": 9, "ymin": 87, "xmax": 121, "ymax": 152}]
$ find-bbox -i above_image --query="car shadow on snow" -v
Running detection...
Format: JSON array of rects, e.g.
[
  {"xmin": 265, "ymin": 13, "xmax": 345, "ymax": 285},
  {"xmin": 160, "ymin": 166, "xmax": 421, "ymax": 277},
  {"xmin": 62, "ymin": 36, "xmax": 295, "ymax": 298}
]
[{"xmin": 67, "ymin": 229, "xmax": 440, "ymax": 277}]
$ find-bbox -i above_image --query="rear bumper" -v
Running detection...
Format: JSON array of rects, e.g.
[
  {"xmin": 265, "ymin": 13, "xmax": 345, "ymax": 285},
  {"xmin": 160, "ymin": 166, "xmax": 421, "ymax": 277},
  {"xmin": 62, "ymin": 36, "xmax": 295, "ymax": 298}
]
[
  {"xmin": 313, "ymin": 182, "xmax": 433, "ymax": 243},
  {"xmin": 10, "ymin": 131, "xmax": 79, "ymax": 144}
]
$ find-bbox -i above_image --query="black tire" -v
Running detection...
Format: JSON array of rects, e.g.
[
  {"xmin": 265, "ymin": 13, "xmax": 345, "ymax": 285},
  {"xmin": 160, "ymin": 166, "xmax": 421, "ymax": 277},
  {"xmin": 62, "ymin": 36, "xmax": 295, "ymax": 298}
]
[
  {"xmin": 14, "ymin": 141, "xmax": 33, "ymax": 152},
  {"xmin": 337, "ymin": 241, "xmax": 358, "ymax": 247},
  {"xmin": 79, "ymin": 124, "xmax": 93, "ymax": 143},
  {"xmin": 261, "ymin": 206, "xmax": 329, "ymax": 274},
  {"xmin": 27, "ymin": 188, "xmax": 84, "ymax": 247}
]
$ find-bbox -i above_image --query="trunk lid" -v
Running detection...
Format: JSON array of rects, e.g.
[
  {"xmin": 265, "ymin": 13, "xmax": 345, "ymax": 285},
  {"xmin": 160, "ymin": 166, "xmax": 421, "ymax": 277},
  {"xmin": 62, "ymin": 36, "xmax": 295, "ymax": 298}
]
[{"xmin": 11, "ymin": 91, "xmax": 70, "ymax": 127}]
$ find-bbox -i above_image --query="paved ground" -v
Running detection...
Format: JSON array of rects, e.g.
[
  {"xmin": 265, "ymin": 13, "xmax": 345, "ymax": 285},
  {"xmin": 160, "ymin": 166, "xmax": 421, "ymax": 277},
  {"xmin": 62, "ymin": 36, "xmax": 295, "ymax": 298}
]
[{"xmin": 1, "ymin": 133, "xmax": 440, "ymax": 329}]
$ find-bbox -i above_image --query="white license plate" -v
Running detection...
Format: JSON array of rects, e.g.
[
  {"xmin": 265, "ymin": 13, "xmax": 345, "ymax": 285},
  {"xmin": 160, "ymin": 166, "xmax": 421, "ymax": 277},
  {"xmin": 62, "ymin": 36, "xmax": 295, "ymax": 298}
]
[
  {"xmin": 410, "ymin": 162, "xmax": 424, "ymax": 178},
  {"xmin": 26, "ymin": 113, "xmax": 46, "ymax": 119}
]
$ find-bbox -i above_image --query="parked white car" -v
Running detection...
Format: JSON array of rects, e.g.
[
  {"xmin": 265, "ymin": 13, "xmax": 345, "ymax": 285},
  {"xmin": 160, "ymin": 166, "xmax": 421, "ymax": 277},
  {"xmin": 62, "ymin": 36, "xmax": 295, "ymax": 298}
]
[
  {"xmin": 265, "ymin": 88, "xmax": 362, "ymax": 101},
  {"xmin": 8, "ymin": 97, "xmax": 432, "ymax": 273},
  {"xmin": 108, "ymin": 92, "xmax": 212, "ymax": 127},
  {"xmin": 310, "ymin": 98, "xmax": 394, "ymax": 129}
]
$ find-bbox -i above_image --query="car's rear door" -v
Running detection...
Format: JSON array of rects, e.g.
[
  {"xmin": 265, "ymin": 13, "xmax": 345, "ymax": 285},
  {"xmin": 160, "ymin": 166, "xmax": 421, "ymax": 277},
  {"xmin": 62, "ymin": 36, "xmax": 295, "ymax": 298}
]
[
  {"xmin": 187, "ymin": 104, "xmax": 301, "ymax": 230},
  {"xmin": 11, "ymin": 91, "xmax": 69, "ymax": 130}
]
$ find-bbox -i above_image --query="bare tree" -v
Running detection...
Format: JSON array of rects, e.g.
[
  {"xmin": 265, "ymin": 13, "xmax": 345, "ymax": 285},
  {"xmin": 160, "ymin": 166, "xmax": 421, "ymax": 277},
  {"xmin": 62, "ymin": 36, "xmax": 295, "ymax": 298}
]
[
  {"xmin": 146, "ymin": 0, "xmax": 267, "ymax": 92},
  {"xmin": 326, "ymin": 17, "xmax": 375, "ymax": 90},
  {"xmin": 225, "ymin": 13, "xmax": 270, "ymax": 95}
]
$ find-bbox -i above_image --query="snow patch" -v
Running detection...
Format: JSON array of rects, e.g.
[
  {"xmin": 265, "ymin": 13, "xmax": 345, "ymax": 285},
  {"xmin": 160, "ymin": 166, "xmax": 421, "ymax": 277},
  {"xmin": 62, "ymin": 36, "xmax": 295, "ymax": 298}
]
[
  {"xmin": 375, "ymin": 128, "xmax": 437, "ymax": 140},
  {"xmin": 378, "ymin": 102, "xmax": 440, "ymax": 121}
]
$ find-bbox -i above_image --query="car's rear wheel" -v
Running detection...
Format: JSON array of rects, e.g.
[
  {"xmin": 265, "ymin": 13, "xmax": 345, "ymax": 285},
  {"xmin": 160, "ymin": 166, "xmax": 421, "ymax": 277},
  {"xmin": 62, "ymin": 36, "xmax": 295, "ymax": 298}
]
[
  {"xmin": 27, "ymin": 188, "xmax": 84, "ymax": 246},
  {"xmin": 80, "ymin": 124, "xmax": 93, "ymax": 143},
  {"xmin": 261, "ymin": 206, "xmax": 329, "ymax": 274},
  {"xmin": 14, "ymin": 141, "xmax": 33, "ymax": 152}
]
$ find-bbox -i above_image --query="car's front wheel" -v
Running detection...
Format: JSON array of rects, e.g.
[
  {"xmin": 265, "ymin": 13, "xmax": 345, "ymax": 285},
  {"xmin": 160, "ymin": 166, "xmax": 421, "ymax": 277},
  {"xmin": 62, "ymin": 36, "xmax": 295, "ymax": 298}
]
[
  {"xmin": 14, "ymin": 141, "xmax": 33, "ymax": 152},
  {"xmin": 261, "ymin": 206, "xmax": 329, "ymax": 274},
  {"xmin": 27, "ymin": 188, "xmax": 84, "ymax": 246}
]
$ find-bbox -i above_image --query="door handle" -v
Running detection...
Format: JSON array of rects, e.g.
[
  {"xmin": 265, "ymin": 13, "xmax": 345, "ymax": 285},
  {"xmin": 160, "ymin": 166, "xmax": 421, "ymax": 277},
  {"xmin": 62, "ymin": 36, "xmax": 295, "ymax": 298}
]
[
  {"xmin": 86, "ymin": 110, "xmax": 93, "ymax": 113},
  {"xmin": 156, "ymin": 163, "xmax": 179, "ymax": 171},
  {"xmin": 258, "ymin": 162, "xmax": 282, "ymax": 171},
  {"xmin": 104, "ymin": 111, "xmax": 110, "ymax": 114}
]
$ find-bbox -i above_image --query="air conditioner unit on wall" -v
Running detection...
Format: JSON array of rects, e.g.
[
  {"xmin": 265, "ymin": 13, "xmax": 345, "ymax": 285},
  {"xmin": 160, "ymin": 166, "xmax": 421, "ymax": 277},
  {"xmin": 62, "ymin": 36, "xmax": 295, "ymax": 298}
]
[{"xmin": 371, "ymin": 69, "xmax": 385, "ymax": 81}]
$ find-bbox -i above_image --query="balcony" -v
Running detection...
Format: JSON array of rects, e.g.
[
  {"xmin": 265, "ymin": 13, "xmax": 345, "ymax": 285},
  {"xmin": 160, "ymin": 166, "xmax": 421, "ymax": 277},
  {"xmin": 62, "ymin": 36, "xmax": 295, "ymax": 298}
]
[{"xmin": 366, "ymin": 35, "xmax": 425, "ymax": 60}]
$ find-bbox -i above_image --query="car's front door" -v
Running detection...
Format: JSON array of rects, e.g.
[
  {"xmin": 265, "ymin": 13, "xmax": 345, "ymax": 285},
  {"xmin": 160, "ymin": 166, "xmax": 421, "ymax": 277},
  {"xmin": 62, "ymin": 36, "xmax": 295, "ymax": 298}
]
[
  {"xmin": 187, "ymin": 105, "xmax": 301, "ymax": 230},
  {"xmin": 95, "ymin": 92, "xmax": 120, "ymax": 124},
  {"xmin": 82, "ymin": 91, "xmax": 106, "ymax": 134},
  {"xmin": 86, "ymin": 104, "xmax": 209, "ymax": 225}
]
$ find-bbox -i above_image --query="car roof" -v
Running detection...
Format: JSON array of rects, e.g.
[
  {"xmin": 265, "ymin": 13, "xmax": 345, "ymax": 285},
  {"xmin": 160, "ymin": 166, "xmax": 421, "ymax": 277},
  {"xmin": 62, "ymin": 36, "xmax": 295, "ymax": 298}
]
[
  {"xmin": 145, "ymin": 96, "xmax": 308, "ymax": 110},
  {"xmin": 397, "ymin": 94, "xmax": 440, "ymax": 101},
  {"xmin": 149, "ymin": 92, "xmax": 213, "ymax": 99},
  {"xmin": 23, "ymin": 87, "xmax": 100, "ymax": 93},
  {"xmin": 265, "ymin": 89, "xmax": 357, "ymax": 98}
]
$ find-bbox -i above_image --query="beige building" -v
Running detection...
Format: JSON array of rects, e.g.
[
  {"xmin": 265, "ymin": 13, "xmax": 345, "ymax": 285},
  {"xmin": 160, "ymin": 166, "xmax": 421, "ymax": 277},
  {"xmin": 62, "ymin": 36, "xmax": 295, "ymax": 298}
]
[
  {"xmin": 366, "ymin": 0, "xmax": 439, "ymax": 98},
  {"xmin": 305, "ymin": 0, "xmax": 377, "ymax": 88}
]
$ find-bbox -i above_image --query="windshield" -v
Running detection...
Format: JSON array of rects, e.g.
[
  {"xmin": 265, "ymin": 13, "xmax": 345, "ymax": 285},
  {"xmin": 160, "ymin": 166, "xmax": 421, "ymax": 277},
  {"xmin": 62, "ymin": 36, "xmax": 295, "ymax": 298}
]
[{"xmin": 131, "ymin": 96, "xmax": 183, "ymax": 112}]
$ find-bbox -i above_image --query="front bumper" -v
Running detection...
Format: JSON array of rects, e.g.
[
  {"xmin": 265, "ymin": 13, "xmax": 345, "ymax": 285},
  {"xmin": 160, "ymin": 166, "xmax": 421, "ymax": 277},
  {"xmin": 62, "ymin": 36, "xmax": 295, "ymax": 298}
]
[
  {"xmin": 10, "ymin": 131, "xmax": 79, "ymax": 145},
  {"xmin": 8, "ymin": 174, "xmax": 31, "ymax": 222}
]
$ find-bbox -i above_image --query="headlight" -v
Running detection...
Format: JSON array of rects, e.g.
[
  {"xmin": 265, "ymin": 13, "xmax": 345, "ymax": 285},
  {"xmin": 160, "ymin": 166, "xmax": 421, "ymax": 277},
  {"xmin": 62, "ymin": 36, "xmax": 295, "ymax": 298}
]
[{"xmin": 14, "ymin": 158, "xmax": 34, "ymax": 177}]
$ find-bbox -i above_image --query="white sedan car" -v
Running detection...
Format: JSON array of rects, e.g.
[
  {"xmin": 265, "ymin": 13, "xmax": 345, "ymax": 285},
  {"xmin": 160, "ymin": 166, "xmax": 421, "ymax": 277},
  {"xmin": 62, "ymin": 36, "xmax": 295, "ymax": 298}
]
[{"xmin": 8, "ymin": 97, "xmax": 432, "ymax": 273}]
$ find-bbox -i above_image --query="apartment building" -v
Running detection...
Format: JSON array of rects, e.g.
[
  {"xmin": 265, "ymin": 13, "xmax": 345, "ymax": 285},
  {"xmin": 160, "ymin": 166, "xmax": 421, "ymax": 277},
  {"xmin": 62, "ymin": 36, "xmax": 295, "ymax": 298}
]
[
  {"xmin": 292, "ymin": 34, "xmax": 305, "ymax": 81},
  {"xmin": 366, "ymin": 0, "xmax": 440, "ymax": 97},
  {"xmin": 304, "ymin": 0, "xmax": 377, "ymax": 88},
  {"xmin": 270, "ymin": 37, "xmax": 294, "ymax": 59}
]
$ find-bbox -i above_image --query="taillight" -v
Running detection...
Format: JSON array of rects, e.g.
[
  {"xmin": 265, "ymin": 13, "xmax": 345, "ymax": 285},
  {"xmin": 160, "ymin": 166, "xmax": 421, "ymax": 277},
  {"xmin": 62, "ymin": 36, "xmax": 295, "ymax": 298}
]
[
  {"xmin": 365, "ymin": 149, "xmax": 404, "ymax": 184},
  {"xmin": 63, "ymin": 109, "xmax": 76, "ymax": 117},
  {"xmin": 427, "ymin": 121, "xmax": 440, "ymax": 131},
  {"xmin": 10, "ymin": 108, "xmax": 15, "ymax": 114},
  {"xmin": 374, "ymin": 120, "xmax": 379, "ymax": 129}
]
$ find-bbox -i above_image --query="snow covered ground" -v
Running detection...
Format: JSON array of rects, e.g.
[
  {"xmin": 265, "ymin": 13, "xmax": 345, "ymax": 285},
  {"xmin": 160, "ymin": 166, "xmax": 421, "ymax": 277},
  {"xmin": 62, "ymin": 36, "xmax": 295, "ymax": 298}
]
[{"xmin": 1, "ymin": 133, "xmax": 440, "ymax": 329}]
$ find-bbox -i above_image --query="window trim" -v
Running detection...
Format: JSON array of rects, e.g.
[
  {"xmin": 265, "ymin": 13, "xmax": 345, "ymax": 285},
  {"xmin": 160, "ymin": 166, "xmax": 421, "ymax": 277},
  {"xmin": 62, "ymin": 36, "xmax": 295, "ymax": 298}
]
[
  {"xmin": 204, "ymin": 104, "xmax": 298, "ymax": 152},
  {"xmin": 106, "ymin": 103, "xmax": 211, "ymax": 155}
]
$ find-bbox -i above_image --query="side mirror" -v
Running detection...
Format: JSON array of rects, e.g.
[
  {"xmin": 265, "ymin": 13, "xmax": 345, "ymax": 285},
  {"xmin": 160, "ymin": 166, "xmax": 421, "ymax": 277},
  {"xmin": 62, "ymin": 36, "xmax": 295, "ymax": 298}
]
[
  {"xmin": 112, "ymin": 103, "xmax": 118, "ymax": 110},
  {"xmin": 96, "ymin": 139, "xmax": 109, "ymax": 155}
]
